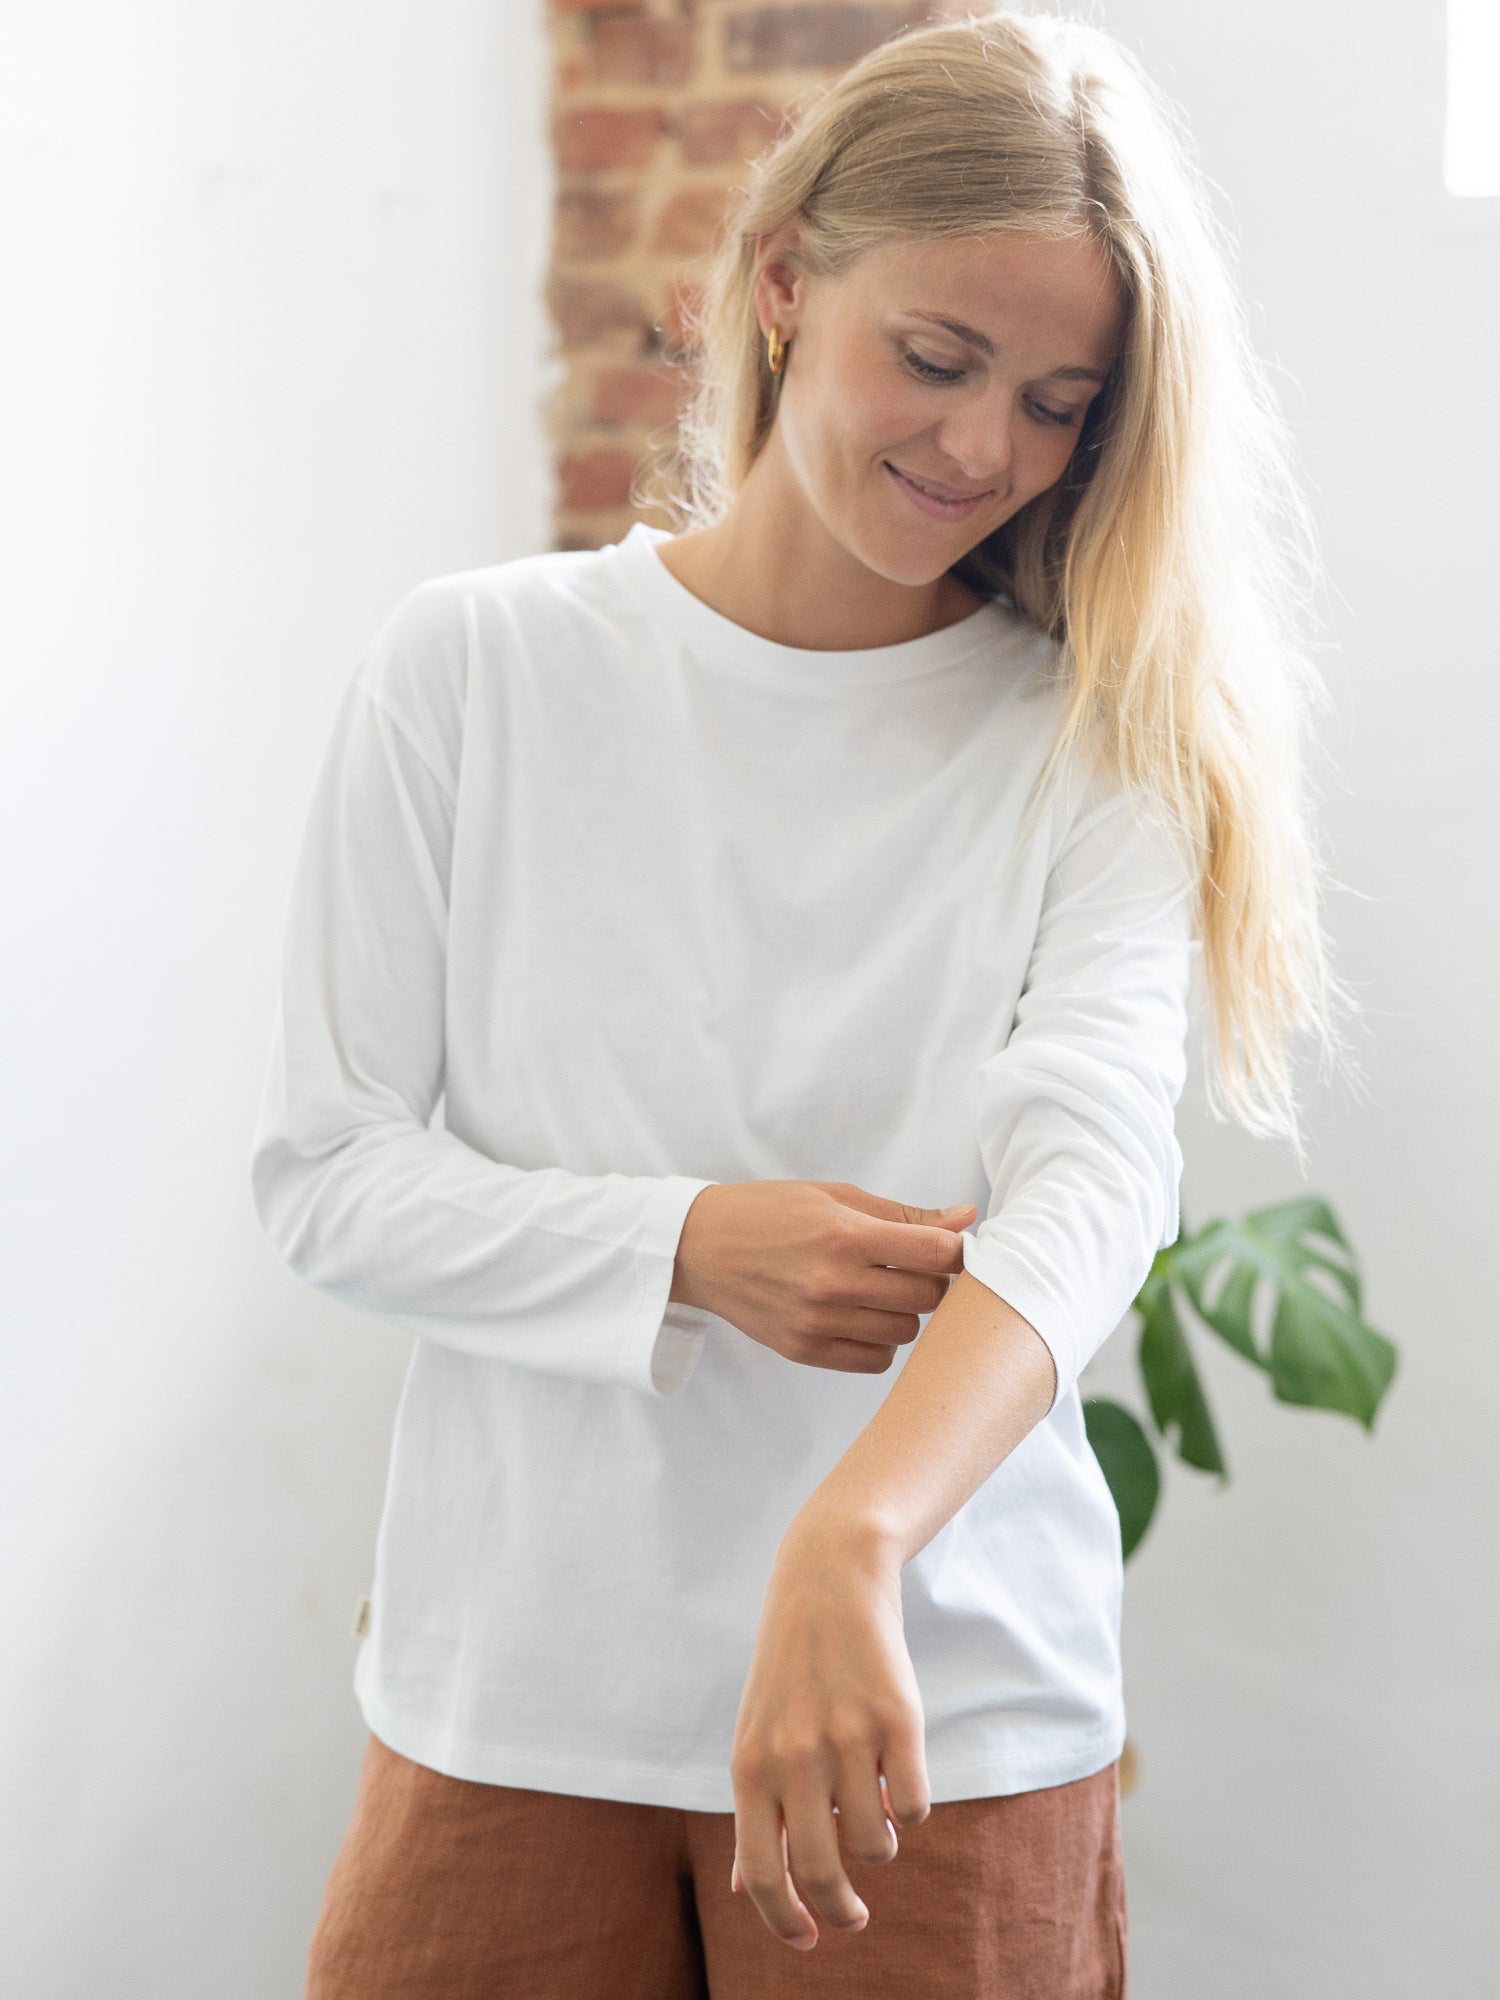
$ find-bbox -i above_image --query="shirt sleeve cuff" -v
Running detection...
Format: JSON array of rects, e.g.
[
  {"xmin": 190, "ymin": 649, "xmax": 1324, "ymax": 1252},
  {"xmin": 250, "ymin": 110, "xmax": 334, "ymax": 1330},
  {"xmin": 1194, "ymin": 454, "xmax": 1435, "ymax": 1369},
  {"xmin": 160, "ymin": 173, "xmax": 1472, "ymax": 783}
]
[
  {"xmin": 960, "ymin": 1230, "xmax": 1084, "ymax": 1414},
  {"xmin": 618, "ymin": 1174, "xmax": 720, "ymax": 1397}
]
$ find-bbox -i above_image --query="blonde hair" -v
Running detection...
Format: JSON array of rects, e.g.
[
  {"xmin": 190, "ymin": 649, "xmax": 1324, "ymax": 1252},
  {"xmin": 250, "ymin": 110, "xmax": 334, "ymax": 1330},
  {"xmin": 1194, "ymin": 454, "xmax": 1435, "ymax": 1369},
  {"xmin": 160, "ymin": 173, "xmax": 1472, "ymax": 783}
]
[{"xmin": 635, "ymin": 5, "xmax": 1362, "ymax": 1162}]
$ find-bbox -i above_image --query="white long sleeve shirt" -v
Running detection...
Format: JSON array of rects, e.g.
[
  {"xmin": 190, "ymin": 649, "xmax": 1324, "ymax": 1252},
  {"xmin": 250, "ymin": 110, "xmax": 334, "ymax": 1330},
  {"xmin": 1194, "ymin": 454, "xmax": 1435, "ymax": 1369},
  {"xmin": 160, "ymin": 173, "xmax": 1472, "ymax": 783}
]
[{"xmin": 249, "ymin": 521, "xmax": 1200, "ymax": 1809}]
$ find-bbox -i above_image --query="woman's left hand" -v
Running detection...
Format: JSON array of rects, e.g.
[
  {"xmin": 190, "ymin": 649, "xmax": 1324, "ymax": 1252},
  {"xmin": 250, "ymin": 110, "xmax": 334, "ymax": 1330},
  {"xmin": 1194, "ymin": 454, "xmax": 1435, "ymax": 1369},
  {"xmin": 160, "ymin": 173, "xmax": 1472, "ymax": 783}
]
[{"xmin": 728, "ymin": 1506, "xmax": 932, "ymax": 1949}]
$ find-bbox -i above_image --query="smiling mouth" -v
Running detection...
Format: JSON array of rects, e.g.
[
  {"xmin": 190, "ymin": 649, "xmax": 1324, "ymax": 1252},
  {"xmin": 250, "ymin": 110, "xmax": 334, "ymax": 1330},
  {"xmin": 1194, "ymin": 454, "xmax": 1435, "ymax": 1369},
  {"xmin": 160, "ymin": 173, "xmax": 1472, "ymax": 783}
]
[{"xmin": 883, "ymin": 461, "xmax": 996, "ymax": 519}]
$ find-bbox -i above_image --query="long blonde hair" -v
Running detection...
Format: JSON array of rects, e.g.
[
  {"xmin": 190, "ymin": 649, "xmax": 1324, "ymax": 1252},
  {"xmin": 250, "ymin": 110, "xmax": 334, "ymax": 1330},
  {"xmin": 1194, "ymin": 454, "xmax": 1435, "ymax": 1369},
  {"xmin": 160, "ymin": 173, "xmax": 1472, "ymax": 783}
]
[{"xmin": 635, "ymin": 6, "xmax": 1361, "ymax": 1162}]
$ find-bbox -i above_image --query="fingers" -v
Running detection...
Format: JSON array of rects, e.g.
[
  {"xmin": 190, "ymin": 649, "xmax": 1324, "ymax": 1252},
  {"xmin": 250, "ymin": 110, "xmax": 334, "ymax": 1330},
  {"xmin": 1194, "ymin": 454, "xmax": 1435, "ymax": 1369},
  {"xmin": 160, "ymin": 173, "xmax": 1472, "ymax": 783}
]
[
  {"xmin": 801, "ymin": 1338, "xmax": 900, "ymax": 1374},
  {"xmin": 877, "ymin": 1741, "xmax": 932, "ymax": 1832},
  {"xmin": 830, "ymin": 1772, "xmax": 900, "ymax": 1870},
  {"xmin": 853, "ymin": 1266, "xmax": 956, "ymax": 1314},
  {"xmin": 814, "ymin": 1186, "xmax": 975, "ymax": 1238},
  {"xmin": 780, "ymin": 1291, "xmax": 957, "ymax": 1372},
  {"xmin": 734, "ymin": 1800, "xmax": 820, "ymax": 1950},
  {"xmin": 849, "ymin": 1207, "xmax": 976, "ymax": 1278},
  {"xmin": 748, "ymin": 1189, "xmax": 977, "ymax": 1373},
  {"xmin": 780, "ymin": 1780, "xmax": 870, "ymax": 1934},
  {"xmin": 733, "ymin": 1760, "xmax": 919, "ymax": 1948},
  {"xmin": 734, "ymin": 1777, "xmax": 906, "ymax": 1950},
  {"xmin": 775, "ymin": 1306, "xmax": 915, "ymax": 1368}
]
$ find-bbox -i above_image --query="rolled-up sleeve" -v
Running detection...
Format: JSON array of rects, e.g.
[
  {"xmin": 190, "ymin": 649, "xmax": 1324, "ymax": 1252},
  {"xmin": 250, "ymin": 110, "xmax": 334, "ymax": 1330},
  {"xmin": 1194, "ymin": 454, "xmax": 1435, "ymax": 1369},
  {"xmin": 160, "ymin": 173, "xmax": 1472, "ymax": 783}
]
[
  {"xmin": 248, "ymin": 584, "xmax": 716, "ymax": 1397},
  {"xmin": 961, "ymin": 761, "xmax": 1201, "ymax": 1412}
]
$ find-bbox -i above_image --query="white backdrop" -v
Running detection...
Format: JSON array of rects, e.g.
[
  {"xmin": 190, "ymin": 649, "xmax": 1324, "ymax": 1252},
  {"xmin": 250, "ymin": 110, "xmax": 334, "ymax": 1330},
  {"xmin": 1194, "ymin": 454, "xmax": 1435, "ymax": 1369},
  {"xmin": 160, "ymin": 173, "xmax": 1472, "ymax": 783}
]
[
  {"xmin": 0, "ymin": 5, "xmax": 554, "ymax": 1995},
  {"xmin": 1086, "ymin": 5, "xmax": 1498, "ymax": 1994},
  {"xmin": 1, "ymin": 4, "xmax": 1493, "ymax": 1996}
]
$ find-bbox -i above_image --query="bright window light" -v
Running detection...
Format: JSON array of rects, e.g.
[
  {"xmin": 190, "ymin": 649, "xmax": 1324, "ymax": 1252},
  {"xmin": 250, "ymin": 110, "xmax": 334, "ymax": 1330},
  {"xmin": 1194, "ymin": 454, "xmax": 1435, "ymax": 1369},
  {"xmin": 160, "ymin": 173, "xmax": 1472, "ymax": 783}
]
[{"xmin": 1446, "ymin": 0, "xmax": 1500, "ymax": 194}]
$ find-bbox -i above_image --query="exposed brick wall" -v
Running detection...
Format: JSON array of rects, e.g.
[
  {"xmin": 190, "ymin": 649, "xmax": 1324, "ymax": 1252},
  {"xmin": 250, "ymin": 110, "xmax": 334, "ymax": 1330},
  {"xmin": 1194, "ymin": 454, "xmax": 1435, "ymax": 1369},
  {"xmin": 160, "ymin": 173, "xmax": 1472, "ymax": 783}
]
[{"xmin": 545, "ymin": 1, "xmax": 964, "ymax": 552}]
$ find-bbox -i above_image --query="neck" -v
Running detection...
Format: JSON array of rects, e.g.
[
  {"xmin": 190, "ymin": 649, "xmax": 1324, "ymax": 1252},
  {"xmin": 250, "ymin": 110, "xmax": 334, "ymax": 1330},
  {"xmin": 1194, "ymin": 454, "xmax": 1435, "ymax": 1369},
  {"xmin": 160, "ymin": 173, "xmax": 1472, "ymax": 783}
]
[{"xmin": 654, "ymin": 428, "xmax": 983, "ymax": 652}]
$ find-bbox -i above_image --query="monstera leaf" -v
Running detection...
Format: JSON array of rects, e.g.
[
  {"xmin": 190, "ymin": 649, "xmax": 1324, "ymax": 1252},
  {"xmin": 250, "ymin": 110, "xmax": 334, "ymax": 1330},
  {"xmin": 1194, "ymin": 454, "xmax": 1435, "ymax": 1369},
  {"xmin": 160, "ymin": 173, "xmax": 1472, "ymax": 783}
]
[
  {"xmin": 1168, "ymin": 1196, "xmax": 1397, "ymax": 1426},
  {"xmin": 1081, "ymin": 1398, "xmax": 1160, "ymax": 1560},
  {"xmin": 1134, "ymin": 1264, "xmax": 1226, "ymax": 1475},
  {"xmin": 1082, "ymin": 1194, "xmax": 1398, "ymax": 1561}
]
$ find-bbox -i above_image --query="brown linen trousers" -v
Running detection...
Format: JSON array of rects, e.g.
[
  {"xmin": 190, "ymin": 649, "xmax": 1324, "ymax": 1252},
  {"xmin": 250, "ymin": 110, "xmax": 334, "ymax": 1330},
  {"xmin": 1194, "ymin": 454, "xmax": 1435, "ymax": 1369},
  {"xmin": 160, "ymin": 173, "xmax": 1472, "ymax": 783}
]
[{"xmin": 304, "ymin": 1730, "xmax": 1127, "ymax": 1998}]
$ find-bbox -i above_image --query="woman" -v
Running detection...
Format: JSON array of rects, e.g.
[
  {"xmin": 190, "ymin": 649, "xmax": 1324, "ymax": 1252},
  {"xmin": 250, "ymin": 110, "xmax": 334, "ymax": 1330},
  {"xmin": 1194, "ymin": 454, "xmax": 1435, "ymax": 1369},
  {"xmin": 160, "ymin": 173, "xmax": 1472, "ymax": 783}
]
[{"xmin": 251, "ymin": 10, "xmax": 1350, "ymax": 1996}]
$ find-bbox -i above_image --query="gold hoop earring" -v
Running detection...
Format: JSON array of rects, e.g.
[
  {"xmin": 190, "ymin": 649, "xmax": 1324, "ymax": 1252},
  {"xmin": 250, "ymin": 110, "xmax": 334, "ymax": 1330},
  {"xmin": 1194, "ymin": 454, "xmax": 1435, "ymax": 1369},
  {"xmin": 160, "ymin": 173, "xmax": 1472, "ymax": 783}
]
[{"xmin": 767, "ymin": 326, "xmax": 786, "ymax": 375}]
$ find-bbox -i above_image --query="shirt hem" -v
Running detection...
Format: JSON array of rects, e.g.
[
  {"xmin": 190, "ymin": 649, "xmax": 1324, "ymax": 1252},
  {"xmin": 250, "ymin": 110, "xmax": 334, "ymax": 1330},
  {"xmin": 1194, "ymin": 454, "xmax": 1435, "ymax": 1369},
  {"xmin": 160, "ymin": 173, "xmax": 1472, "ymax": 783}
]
[{"xmin": 354, "ymin": 1681, "xmax": 1126, "ymax": 1813}]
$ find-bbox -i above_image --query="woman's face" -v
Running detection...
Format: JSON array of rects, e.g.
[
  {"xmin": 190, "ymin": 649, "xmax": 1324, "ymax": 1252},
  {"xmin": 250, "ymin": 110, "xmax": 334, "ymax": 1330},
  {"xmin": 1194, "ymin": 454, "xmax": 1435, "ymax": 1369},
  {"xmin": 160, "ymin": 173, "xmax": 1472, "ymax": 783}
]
[{"xmin": 754, "ymin": 227, "xmax": 1128, "ymax": 587}]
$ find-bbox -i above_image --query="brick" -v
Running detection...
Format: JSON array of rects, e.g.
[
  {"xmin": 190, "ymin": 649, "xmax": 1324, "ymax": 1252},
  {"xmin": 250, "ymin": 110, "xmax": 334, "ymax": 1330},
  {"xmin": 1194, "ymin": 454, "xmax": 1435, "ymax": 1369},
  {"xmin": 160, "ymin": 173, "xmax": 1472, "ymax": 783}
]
[
  {"xmin": 593, "ymin": 362, "xmax": 689, "ymax": 427},
  {"xmin": 555, "ymin": 507, "xmax": 639, "ymax": 553},
  {"xmin": 555, "ymin": 524, "xmax": 607, "ymax": 553},
  {"xmin": 547, "ymin": 274, "xmax": 654, "ymax": 349},
  {"xmin": 554, "ymin": 105, "xmax": 667, "ymax": 173},
  {"xmin": 676, "ymin": 98, "xmax": 783, "ymax": 166},
  {"xmin": 586, "ymin": 14, "xmax": 694, "ymax": 87},
  {"xmin": 555, "ymin": 184, "xmax": 639, "ymax": 260},
  {"xmin": 650, "ymin": 184, "xmax": 733, "ymax": 257},
  {"xmin": 722, "ymin": 4, "xmax": 928, "ymax": 73},
  {"xmin": 559, "ymin": 447, "xmax": 641, "ymax": 512},
  {"xmin": 553, "ymin": 0, "xmax": 647, "ymax": 14}
]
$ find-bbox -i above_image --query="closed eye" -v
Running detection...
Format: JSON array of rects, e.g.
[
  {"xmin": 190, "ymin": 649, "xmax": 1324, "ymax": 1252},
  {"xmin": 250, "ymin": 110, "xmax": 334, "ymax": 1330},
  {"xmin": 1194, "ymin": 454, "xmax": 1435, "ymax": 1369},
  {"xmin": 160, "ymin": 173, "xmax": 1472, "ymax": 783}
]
[
  {"xmin": 900, "ymin": 344, "xmax": 966, "ymax": 385},
  {"xmin": 898, "ymin": 346, "xmax": 1079, "ymax": 427}
]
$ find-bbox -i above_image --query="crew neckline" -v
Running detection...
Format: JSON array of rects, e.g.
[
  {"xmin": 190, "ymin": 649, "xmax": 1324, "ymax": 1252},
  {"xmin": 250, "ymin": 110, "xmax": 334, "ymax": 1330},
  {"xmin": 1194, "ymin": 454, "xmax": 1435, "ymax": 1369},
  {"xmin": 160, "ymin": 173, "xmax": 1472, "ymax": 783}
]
[{"xmin": 614, "ymin": 520, "xmax": 1007, "ymax": 685}]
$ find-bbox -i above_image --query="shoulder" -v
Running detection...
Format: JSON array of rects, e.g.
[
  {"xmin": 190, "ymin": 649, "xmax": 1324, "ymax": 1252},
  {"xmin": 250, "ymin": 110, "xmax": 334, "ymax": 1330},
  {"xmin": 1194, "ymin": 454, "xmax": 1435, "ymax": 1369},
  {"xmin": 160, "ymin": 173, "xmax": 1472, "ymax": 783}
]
[
  {"xmin": 360, "ymin": 542, "xmax": 615, "ymax": 684},
  {"xmin": 1047, "ymin": 737, "xmax": 1201, "ymax": 920},
  {"xmin": 351, "ymin": 541, "xmax": 626, "ymax": 773}
]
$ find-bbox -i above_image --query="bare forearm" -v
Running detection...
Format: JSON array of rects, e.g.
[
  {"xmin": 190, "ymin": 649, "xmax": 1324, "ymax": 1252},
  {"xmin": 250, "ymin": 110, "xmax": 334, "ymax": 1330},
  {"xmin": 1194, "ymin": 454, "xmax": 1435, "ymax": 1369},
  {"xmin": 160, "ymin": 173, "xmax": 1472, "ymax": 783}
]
[{"xmin": 797, "ymin": 1268, "xmax": 1058, "ymax": 1567}]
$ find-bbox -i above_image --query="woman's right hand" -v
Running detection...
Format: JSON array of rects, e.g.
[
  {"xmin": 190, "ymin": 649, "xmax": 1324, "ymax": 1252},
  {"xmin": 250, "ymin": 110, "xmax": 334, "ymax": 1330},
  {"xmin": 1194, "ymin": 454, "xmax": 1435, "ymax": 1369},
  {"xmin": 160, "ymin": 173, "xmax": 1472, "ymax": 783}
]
[{"xmin": 669, "ymin": 1181, "xmax": 977, "ymax": 1374}]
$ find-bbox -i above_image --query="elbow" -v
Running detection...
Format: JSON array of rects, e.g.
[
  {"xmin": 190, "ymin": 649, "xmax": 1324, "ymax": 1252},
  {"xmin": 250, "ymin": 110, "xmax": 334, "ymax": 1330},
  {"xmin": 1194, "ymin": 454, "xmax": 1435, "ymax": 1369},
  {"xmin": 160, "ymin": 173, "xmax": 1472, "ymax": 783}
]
[
  {"xmin": 249, "ymin": 1119, "xmax": 371, "ymax": 1287},
  {"xmin": 1155, "ymin": 1125, "xmax": 1184, "ymax": 1254},
  {"xmin": 982, "ymin": 1040, "xmax": 1180, "ymax": 1197},
  {"xmin": 248, "ymin": 1115, "xmax": 421, "ymax": 1300},
  {"xmin": 248, "ymin": 1132, "xmax": 319, "ymax": 1280},
  {"xmin": 1100, "ymin": 1111, "xmax": 1181, "ymax": 1274},
  {"xmin": 976, "ymin": 1060, "xmax": 1184, "ymax": 1296}
]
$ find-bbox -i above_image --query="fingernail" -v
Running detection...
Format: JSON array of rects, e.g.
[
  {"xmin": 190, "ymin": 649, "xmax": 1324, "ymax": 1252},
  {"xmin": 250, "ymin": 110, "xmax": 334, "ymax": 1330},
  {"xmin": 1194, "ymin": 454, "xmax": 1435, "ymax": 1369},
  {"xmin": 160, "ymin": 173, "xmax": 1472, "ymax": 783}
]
[{"xmin": 792, "ymin": 1933, "xmax": 817, "ymax": 1951}]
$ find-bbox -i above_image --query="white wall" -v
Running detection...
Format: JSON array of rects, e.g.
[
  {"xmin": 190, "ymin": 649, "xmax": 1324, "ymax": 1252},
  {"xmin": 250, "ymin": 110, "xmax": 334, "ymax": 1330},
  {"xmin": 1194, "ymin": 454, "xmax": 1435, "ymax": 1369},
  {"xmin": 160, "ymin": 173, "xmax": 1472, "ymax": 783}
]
[
  {"xmin": 2, "ymin": 3, "xmax": 1493, "ymax": 1997},
  {"xmin": 0, "ymin": 6, "xmax": 553, "ymax": 1995},
  {"xmin": 1078, "ymin": 4, "xmax": 1499, "ymax": 1995}
]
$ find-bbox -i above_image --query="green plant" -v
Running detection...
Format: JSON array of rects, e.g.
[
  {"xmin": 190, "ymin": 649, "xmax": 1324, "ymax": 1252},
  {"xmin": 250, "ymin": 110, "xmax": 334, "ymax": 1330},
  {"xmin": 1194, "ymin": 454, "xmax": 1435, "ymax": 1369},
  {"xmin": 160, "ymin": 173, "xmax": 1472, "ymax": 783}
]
[{"xmin": 1083, "ymin": 1196, "xmax": 1398, "ymax": 1560}]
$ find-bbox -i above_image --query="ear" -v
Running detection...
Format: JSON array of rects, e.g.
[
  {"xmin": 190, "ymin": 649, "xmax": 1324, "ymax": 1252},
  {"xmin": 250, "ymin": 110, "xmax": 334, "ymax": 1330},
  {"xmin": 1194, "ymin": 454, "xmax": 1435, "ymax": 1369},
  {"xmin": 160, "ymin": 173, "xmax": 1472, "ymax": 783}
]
[{"xmin": 752, "ymin": 218, "xmax": 807, "ymax": 342}]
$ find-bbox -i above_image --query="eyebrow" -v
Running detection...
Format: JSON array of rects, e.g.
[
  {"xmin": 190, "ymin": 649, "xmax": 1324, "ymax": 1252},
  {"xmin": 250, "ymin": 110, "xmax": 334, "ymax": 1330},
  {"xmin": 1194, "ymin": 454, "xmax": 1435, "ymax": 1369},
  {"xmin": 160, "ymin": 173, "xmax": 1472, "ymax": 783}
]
[{"xmin": 904, "ymin": 311, "xmax": 1109, "ymax": 383}]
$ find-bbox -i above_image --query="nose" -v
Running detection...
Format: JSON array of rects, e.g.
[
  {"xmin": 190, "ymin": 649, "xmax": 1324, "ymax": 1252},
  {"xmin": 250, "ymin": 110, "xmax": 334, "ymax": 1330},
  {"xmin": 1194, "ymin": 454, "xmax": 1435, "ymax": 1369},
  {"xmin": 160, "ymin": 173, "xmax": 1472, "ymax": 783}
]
[{"xmin": 935, "ymin": 390, "xmax": 1014, "ymax": 489}]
